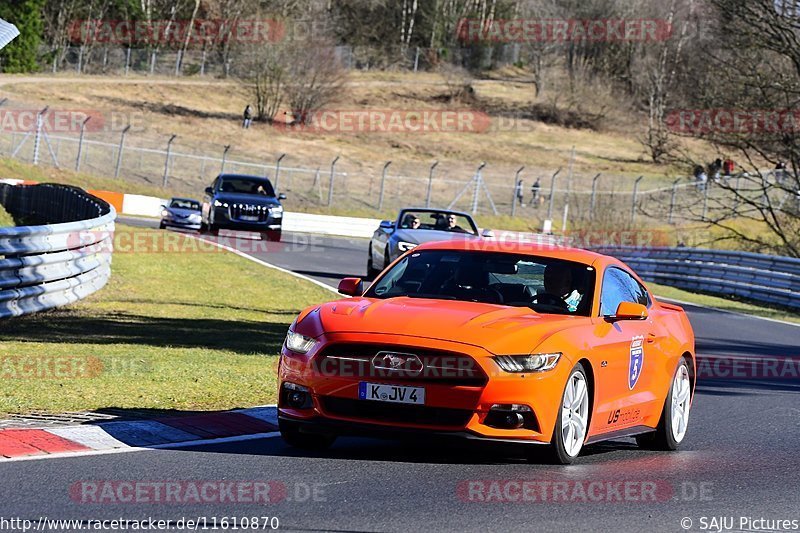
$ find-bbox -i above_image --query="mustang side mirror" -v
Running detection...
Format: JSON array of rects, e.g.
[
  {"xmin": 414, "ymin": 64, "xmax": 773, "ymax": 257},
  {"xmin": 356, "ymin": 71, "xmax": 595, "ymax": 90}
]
[
  {"xmin": 606, "ymin": 302, "xmax": 648, "ymax": 321},
  {"xmin": 481, "ymin": 228, "xmax": 495, "ymax": 238},
  {"xmin": 338, "ymin": 277, "xmax": 364, "ymax": 296},
  {"xmin": 278, "ymin": 193, "xmax": 287, "ymax": 200},
  {"xmin": 204, "ymin": 187, "xmax": 213, "ymax": 196},
  {"xmin": 379, "ymin": 220, "xmax": 395, "ymax": 230}
]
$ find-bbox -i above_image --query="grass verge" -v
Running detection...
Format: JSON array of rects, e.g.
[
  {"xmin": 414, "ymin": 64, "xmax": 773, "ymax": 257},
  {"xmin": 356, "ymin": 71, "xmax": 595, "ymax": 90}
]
[
  {"xmin": 0, "ymin": 204, "xmax": 12, "ymax": 226},
  {"xmin": 650, "ymin": 282, "xmax": 800, "ymax": 325},
  {"xmin": 0, "ymin": 225, "xmax": 334, "ymax": 416}
]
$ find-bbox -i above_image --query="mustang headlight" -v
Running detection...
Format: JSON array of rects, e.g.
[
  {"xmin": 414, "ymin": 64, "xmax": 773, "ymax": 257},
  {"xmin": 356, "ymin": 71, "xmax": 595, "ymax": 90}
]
[
  {"xmin": 285, "ymin": 329, "xmax": 317, "ymax": 354},
  {"xmin": 397, "ymin": 241, "xmax": 417, "ymax": 252},
  {"xmin": 494, "ymin": 353, "xmax": 561, "ymax": 373}
]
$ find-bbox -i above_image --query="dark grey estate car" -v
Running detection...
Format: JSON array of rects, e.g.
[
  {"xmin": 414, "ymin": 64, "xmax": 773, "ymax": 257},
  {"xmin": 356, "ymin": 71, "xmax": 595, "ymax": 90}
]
[{"xmin": 200, "ymin": 174, "xmax": 286, "ymax": 241}]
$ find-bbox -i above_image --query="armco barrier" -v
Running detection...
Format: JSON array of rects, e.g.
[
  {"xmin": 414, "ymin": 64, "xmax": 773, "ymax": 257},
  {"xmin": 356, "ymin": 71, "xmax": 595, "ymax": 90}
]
[
  {"xmin": 593, "ymin": 246, "xmax": 800, "ymax": 311},
  {"xmin": 0, "ymin": 183, "xmax": 115, "ymax": 318}
]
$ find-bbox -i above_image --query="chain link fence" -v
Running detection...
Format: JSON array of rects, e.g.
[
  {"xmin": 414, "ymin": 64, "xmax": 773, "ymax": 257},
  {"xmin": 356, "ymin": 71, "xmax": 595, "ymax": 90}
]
[{"xmin": 1, "ymin": 97, "xmax": 790, "ymax": 232}]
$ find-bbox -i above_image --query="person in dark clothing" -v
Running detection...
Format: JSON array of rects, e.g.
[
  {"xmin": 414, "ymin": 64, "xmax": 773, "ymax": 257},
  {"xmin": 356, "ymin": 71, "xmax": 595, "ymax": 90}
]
[
  {"xmin": 242, "ymin": 105, "xmax": 253, "ymax": 129},
  {"xmin": 531, "ymin": 178, "xmax": 541, "ymax": 205}
]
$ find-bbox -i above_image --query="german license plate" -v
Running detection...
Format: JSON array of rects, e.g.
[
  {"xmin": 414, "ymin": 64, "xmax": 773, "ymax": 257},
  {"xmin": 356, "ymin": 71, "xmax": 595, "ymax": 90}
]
[
  {"xmin": 240, "ymin": 215, "xmax": 259, "ymax": 221},
  {"xmin": 358, "ymin": 382, "xmax": 425, "ymax": 405}
]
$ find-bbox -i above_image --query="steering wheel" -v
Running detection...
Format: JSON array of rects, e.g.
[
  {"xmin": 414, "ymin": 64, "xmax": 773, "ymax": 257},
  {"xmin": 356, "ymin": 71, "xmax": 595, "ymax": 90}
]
[{"xmin": 530, "ymin": 292, "xmax": 570, "ymax": 313}]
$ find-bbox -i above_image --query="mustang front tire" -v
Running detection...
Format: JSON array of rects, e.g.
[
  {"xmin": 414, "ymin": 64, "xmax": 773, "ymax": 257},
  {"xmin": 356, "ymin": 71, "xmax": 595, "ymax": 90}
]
[{"xmin": 532, "ymin": 362, "xmax": 590, "ymax": 465}]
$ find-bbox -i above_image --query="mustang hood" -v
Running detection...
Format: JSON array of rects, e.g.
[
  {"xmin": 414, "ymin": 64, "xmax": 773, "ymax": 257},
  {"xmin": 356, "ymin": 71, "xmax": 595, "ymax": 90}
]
[{"xmin": 312, "ymin": 297, "xmax": 586, "ymax": 355}]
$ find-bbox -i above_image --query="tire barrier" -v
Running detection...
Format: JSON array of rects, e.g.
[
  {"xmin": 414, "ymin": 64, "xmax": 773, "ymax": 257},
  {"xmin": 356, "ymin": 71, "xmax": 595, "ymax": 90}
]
[{"xmin": 0, "ymin": 183, "xmax": 115, "ymax": 318}]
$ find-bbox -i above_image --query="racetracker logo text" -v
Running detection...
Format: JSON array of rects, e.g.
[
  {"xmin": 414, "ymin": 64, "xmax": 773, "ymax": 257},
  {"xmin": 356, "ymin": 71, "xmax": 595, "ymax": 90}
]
[
  {"xmin": 456, "ymin": 18, "xmax": 672, "ymax": 43},
  {"xmin": 275, "ymin": 110, "xmax": 491, "ymax": 134},
  {"xmin": 67, "ymin": 19, "xmax": 286, "ymax": 45},
  {"xmin": 456, "ymin": 480, "xmax": 707, "ymax": 503}
]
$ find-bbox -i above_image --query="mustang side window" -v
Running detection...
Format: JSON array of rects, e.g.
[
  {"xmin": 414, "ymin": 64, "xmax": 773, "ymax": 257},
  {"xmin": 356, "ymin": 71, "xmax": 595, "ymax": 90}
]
[{"xmin": 600, "ymin": 267, "xmax": 649, "ymax": 316}]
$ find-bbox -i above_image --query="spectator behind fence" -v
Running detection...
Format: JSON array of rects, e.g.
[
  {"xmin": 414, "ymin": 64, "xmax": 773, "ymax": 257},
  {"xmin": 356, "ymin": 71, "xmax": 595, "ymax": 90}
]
[
  {"xmin": 515, "ymin": 179, "xmax": 524, "ymax": 206},
  {"xmin": 708, "ymin": 158, "xmax": 722, "ymax": 183},
  {"xmin": 531, "ymin": 178, "xmax": 541, "ymax": 205},
  {"xmin": 693, "ymin": 165, "xmax": 708, "ymax": 192},
  {"xmin": 242, "ymin": 105, "xmax": 253, "ymax": 129}
]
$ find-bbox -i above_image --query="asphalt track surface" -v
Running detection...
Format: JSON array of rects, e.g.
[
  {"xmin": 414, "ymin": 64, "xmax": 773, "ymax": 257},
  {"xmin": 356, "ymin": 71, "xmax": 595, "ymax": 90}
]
[{"xmin": 1, "ymin": 221, "xmax": 799, "ymax": 532}]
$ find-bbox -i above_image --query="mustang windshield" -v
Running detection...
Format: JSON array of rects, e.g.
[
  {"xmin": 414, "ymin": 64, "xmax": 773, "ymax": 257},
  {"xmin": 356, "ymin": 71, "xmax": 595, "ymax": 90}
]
[{"xmin": 365, "ymin": 250, "xmax": 596, "ymax": 316}]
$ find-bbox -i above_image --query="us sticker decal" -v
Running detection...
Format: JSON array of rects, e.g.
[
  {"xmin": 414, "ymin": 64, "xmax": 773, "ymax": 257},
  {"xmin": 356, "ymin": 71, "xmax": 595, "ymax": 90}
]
[{"xmin": 629, "ymin": 335, "xmax": 644, "ymax": 389}]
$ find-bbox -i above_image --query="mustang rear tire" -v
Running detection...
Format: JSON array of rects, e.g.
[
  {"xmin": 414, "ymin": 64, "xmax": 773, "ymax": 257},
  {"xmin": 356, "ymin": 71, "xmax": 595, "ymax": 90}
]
[
  {"xmin": 279, "ymin": 419, "xmax": 336, "ymax": 450},
  {"xmin": 637, "ymin": 356, "xmax": 692, "ymax": 451},
  {"xmin": 540, "ymin": 362, "xmax": 590, "ymax": 465}
]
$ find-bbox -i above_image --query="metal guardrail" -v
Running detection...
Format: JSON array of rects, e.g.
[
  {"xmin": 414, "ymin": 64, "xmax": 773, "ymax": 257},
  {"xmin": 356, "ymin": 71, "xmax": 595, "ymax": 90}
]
[
  {"xmin": 0, "ymin": 183, "xmax": 115, "ymax": 318},
  {"xmin": 593, "ymin": 246, "xmax": 800, "ymax": 311}
]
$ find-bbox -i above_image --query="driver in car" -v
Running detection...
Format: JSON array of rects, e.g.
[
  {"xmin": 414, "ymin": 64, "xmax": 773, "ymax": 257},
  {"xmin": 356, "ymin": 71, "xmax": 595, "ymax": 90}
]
[
  {"xmin": 542, "ymin": 264, "xmax": 583, "ymax": 313},
  {"xmin": 446, "ymin": 214, "xmax": 466, "ymax": 233}
]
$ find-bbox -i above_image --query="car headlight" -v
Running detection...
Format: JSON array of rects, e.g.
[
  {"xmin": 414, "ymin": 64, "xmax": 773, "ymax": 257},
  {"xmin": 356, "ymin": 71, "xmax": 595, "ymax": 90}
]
[
  {"xmin": 270, "ymin": 205, "xmax": 284, "ymax": 214},
  {"xmin": 161, "ymin": 209, "xmax": 169, "ymax": 218},
  {"xmin": 493, "ymin": 353, "xmax": 561, "ymax": 373},
  {"xmin": 285, "ymin": 329, "xmax": 317, "ymax": 354},
  {"xmin": 214, "ymin": 200, "xmax": 229, "ymax": 208},
  {"xmin": 397, "ymin": 241, "xmax": 417, "ymax": 252}
]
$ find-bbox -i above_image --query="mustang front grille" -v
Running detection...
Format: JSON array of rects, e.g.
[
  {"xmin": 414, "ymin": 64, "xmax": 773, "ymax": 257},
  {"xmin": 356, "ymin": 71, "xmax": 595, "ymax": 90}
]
[{"xmin": 315, "ymin": 343, "xmax": 488, "ymax": 387}]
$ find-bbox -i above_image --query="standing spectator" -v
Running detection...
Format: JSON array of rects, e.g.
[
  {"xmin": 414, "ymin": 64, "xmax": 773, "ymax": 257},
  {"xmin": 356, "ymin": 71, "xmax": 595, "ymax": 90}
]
[
  {"xmin": 515, "ymin": 179, "xmax": 525, "ymax": 207},
  {"xmin": 242, "ymin": 105, "xmax": 253, "ymax": 129},
  {"xmin": 708, "ymin": 158, "xmax": 723, "ymax": 183},
  {"xmin": 531, "ymin": 178, "xmax": 541, "ymax": 205},
  {"xmin": 693, "ymin": 164, "xmax": 708, "ymax": 192},
  {"xmin": 723, "ymin": 159, "xmax": 735, "ymax": 177},
  {"xmin": 775, "ymin": 161, "xmax": 787, "ymax": 184}
]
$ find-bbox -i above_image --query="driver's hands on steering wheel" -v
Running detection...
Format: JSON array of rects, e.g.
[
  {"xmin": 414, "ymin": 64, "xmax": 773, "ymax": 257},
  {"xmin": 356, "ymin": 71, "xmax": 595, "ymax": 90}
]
[{"xmin": 530, "ymin": 292, "xmax": 570, "ymax": 313}]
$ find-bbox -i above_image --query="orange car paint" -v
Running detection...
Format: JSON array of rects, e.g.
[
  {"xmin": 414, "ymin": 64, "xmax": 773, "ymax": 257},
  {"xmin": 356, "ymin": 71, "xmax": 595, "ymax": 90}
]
[{"xmin": 278, "ymin": 240, "xmax": 695, "ymax": 446}]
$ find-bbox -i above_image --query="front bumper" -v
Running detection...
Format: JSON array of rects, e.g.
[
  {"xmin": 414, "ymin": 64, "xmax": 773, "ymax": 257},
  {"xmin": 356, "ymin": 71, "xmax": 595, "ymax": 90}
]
[
  {"xmin": 211, "ymin": 206, "xmax": 282, "ymax": 232},
  {"xmin": 277, "ymin": 332, "xmax": 571, "ymax": 444},
  {"xmin": 162, "ymin": 217, "xmax": 201, "ymax": 229}
]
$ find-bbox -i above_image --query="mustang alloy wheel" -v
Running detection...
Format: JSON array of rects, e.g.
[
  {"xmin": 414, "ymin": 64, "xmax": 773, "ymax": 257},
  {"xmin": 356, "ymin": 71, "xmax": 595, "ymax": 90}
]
[{"xmin": 539, "ymin": 363, "xmax": 590, "ymax": 464}]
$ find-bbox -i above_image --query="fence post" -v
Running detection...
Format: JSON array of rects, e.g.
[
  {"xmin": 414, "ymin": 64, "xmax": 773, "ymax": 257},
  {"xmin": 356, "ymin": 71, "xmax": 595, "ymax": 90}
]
[
  {"xmin": 274, "ymin": 153, "xmax": 286, "ymax": 189},
  {"xmin": 668, "ymin": 178, "xmax": 681, "ymax": 224},
  {"xmin": 32, "ymin": 107, "xmax": 48, "ymax": 166},
  {"xmin": 703, "ymin": 181, "xmax": 710, "ymax": 220},
  {"xmin": 511, "ymin": 166, "xmax": 524, "ymax": 217},
  {"xmin": 471, "ymin": 162, "xmax": 487, "ymax": 214},
  {"xmin": 631, "ymin": 175, "xmax": 644, "ymax": 223},
  {"xmin": 220, "ymin": 145, "xmax": 231, "ymax": 174},
  {"xmin": 77, "ymin": 47, "xmax": 83, "ymax": 74},
  {"xmin": 589, "ymin": 173, "xmax": 601, "ymax": 219},
  {"xmin": 425, "ymin": 160, "xmax": 438, "ymax": 207},
  {"xmin": 547, "ymin": 168, "xmax": 561, "ymax": 221},
  {"xmin": 413, "ymin": 47, "xmax": 420, "ymax": 72},
  {"xmin": 201, "ymin": 50, "xmax": 206, "ymax": 76},
  {"xmin": 125, "ymin": 48, "xmax": 131, "ymax": 76},
  {"xmin": 75, "ymin": 116, "xmax": 91, "ymax": 172},
  {"xmin": 150, "ymin": 51, "xmax": 156, "ymax": 75},
  {"xmin": 163, "ymin": 134, "xmax": 177, "ymax": 187},
  {"xmin": 379, "ymin": 161, "xmax": 392, "ymax": 211},
  {"xmin": 114, "ymin": 125, "xmax": 131, "ymax": 178},
  {"xmin": 328, "ymin": 156, "xmax": 340, "ymax": 206},
  {"xmin": 175, "ymin": 50, "xmax": 182, "ymax": 76}
]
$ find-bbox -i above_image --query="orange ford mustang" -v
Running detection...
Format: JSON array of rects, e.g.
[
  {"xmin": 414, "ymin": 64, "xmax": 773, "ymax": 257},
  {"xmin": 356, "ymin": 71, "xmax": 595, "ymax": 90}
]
[{"xmin": 277, "ymin": 240, "xmax": 695, "ymax": 463}]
